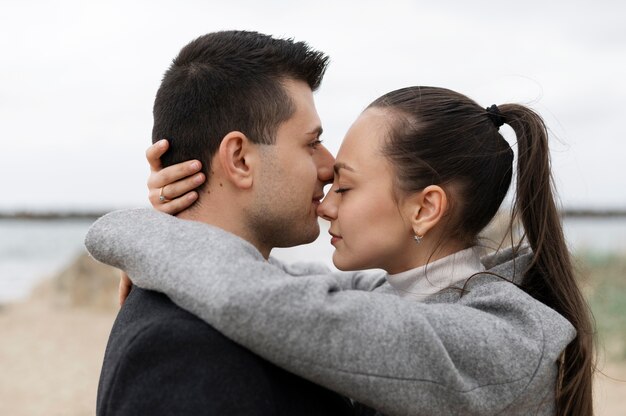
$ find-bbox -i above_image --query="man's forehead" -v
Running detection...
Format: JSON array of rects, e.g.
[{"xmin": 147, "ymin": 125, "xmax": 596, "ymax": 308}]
[{"xmin": 276, "ymin": 78, "xmax": 322, "ymax": 135}]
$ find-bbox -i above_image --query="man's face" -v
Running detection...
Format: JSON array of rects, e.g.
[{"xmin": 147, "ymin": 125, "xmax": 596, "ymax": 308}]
[{"xmin": 248, "ymin": 79, "xmax": 334, "ymax": 249}]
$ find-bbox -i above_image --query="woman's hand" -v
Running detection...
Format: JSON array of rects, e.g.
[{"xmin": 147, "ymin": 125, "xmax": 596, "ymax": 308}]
[
  {"xmin": 119, "ymin": 271, "xmax": 132, "ymax": 306},
  {"xmin": 119, "ymin": 140, "xmax": 208, "ymax": 307},
  {"xmin": 147, "ymin": 139, "xmax": 206, "ymax": 215}
]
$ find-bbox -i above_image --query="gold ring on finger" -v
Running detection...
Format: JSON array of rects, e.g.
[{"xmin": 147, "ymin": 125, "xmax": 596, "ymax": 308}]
[{"xmin": 159, "ymin": 186, "xmax": 171, "ymax": 203}]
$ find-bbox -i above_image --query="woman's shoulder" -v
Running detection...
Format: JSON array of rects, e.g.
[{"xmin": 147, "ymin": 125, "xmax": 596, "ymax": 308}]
[
  {"xmin": 450, "ymin": 271, "xmax": 576, "ymax": 354},
  {"xmin": 420, "ymin": 246, "xmax": 574, "ymax": 351}
]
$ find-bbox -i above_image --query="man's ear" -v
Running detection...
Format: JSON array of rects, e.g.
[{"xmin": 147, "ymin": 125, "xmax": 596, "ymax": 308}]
[
  {"xmin": 406, "ymin": 185, "xmax": 448, "ymax": 237},
  {"xmin": 217, "ymin": 131, "xmax": 258, "ymax": 189}
]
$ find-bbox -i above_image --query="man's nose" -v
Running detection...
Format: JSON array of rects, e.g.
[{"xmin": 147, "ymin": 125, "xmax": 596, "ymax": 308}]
[
  {"xmin": 315, "ymin": 145, "xmax": 335, "ymax": 185},
  {"xmin": 317, "ymin": 185, "xmax": 338, "ymax": 220}
]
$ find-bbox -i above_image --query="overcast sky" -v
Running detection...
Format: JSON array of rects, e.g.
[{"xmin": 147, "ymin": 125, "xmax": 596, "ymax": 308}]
[{"xmin": 1, "ymin": 0, "xmax": 625, "ymax": 211}]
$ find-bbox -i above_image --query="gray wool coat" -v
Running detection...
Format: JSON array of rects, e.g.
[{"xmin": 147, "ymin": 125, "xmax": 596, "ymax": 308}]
[{"xmin": 85, "ymin": 209, "xmax": 576, "ymax": 416}]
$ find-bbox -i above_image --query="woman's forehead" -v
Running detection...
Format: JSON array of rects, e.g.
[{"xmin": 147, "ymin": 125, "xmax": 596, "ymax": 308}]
[{"xmin": 335, "ymin": 109, "xmax": 393, "ymax": 174}]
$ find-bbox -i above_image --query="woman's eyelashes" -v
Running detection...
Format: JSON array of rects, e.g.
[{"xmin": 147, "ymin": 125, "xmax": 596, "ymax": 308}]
[{"xmin": 334, "ymin": 187, "xmax": 351, "ymax": 194}]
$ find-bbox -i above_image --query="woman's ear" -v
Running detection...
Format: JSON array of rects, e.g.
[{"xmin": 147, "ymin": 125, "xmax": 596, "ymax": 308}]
[
  {"xmin": 407, "ymin": 185, "xmax": 448, "ymax": 237},
  {"xmin": 216, "ymin": 131, "xmax": 257, "ymax": 189}
]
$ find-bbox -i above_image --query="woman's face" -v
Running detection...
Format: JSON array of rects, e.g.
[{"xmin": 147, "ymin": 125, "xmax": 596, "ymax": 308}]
[{"xmin": 317, "ymin": 108, "xmax": 419, "ymax": 273}]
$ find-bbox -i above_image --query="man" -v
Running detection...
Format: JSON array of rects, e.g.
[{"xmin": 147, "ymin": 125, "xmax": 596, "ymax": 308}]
[{"xmin": 96, "ymin": 30, "xmax": 355, "ymax": 415}]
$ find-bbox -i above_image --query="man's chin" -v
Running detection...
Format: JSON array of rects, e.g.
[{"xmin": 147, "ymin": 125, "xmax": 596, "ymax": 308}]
[
  {"xmin": 276, "ymin": 222, "xmax": 319, "ymax": 248},
  {"xmin": 296, "ymin": 223, "xmax": 320, "ymax": 246}
]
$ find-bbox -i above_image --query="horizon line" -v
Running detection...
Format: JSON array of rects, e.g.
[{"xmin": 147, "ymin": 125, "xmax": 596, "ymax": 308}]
[{"xmin": 1, "ymin": 208, "xmax": 626, "ymax": 220}]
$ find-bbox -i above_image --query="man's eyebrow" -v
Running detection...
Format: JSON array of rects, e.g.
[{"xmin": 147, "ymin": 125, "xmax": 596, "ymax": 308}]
[
  {"xmin": 306, "ymin": 126, "xmax": 323, "ymax": 137},
  {"xmin": 333, "ymin": 162, "xmax": 355, "ymax": 176}
]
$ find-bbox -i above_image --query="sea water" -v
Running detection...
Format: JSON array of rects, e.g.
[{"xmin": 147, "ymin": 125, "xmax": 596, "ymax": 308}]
[{"xmin": 0, "ymin": 219, "xmax": 94, "ymax": 303}]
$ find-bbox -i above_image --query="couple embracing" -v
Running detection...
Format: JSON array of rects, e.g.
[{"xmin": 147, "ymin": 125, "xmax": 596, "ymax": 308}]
[{"xmin": 86, "ymin": 30, "xmax": 594, "ymax": 416}]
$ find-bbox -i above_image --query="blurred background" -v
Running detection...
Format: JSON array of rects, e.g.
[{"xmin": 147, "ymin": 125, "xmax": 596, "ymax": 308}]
[{"xmin": 1, "ymin": 0, "xmax": 624, "ymax": 414}]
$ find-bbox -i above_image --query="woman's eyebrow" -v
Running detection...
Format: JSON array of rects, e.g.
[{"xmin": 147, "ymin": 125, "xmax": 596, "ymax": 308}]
[{"xmin": 333, "ymin": 162, "xmax": 355, "ymax": 176}]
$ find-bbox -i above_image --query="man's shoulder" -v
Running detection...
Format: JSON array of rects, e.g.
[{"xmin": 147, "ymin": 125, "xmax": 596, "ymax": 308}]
[
  {"xmin": 106, "ymin": 286, "xmax": 227, "ymax": 354},
  {"xmin": 97, "ymin": 287, "xmax": 355, "ymax": 416},
  {"xmin": 97, "ymin": 287, "xmax": 277, "ymax": 415},
  {"xmin": 117, "ymin": 286, "xmax": 204, "ymax": 327},
  {"xmin": 102, "ymin": 288, "xmax": 274, "ymax": 377}
]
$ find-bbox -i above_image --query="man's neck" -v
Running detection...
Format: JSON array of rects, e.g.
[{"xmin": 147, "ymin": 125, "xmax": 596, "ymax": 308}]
[{"xmin": 177, "ymin": 207, "xmax": 272, "ymax": 259}]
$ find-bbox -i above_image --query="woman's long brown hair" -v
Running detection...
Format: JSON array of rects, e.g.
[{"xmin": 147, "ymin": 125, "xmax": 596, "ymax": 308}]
[
  {"xmin": 501, "ymin": 103, "xmax": 594, "ymax": 415},
  {"xmin": 370, "ymin": 87, "xmax": 594, "ymax": 415}
]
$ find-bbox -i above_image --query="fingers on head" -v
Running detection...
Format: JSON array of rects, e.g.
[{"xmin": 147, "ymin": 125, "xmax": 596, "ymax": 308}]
[
  {"xmin": 146, "ymin": 140, "xmax": 169, "ymax": 170},
  {"xmin": 148, "ymin": 161, "xmax": 203, "ymax": 188},
  {"xmin": 157, "ymin": 192, "xmax": 198, "ymax": 214}
]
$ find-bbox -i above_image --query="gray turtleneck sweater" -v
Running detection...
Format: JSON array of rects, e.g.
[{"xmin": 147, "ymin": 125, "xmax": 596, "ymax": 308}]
[{"xmin": 85, "ymin": 209, "xmax": 575, "ymax": 416}]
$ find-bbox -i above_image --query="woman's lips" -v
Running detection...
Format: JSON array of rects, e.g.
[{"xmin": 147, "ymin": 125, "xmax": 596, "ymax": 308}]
[{"xmin": 329, "ymin": 231, "xmax": 342, "ymax": 246}]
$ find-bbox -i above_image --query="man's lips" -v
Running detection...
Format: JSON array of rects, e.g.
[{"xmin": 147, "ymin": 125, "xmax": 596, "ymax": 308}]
[{"xmin": 312, "ymin": 195, "xmax": 324, "ymax": 206}]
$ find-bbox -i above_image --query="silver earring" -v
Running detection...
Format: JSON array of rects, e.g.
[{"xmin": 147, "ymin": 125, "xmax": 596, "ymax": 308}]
[{"xmin": 413, "ymin": 235, "xmax": 423, "ymax": 244}]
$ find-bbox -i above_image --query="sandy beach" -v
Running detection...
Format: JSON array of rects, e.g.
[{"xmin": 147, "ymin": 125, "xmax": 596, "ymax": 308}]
[
  {"xmin": 0, "ymin": 254, "xmax": 624, "ymax": 415},
  {"xmin": 0, "ymin": 254, "xmax": 119, "ymax": 416},
  {"xmin": 0, "ymin": 296, "xmax": 115, "ymax": 415}
]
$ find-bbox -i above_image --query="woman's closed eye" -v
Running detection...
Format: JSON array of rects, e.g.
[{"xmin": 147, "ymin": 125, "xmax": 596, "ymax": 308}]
[{"xmin": 334, "ymin": 187, "xmax": 351, "ymax": 194}]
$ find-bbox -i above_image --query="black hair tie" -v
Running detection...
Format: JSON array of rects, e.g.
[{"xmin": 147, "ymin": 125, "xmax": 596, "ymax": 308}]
[{"xmin": 486, "ymin": 104, "xmax": 505, "ymax": 128}]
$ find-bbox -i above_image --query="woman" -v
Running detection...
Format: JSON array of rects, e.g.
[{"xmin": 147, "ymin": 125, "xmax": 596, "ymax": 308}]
[{"xmin": 88, "ymin": 87, "xmax": 594, "ymax": 415}]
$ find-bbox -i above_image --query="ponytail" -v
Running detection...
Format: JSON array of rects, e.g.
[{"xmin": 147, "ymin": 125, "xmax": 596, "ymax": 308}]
[{"xmin": 499, "ymin": 104, "xmax": 595, "ymax": 416}]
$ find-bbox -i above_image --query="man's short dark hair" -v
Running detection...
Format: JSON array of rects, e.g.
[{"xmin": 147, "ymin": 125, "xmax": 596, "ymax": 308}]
[{"xmin": 152, "ymin": 30, "xmax": 329, "ymax": 187}]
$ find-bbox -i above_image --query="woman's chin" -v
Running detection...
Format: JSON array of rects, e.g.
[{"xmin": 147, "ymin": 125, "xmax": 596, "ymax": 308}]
[
  {"xmin": 332, "ymin": 253, "xmax": 371, "ymax": 272},
  {"xmin": 334, "ymin": 263, "xmax": 351, "ymax": 271},
  {"xmin": 332, "ymin": 252, "xmax": 351, "ymax": 271}
]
